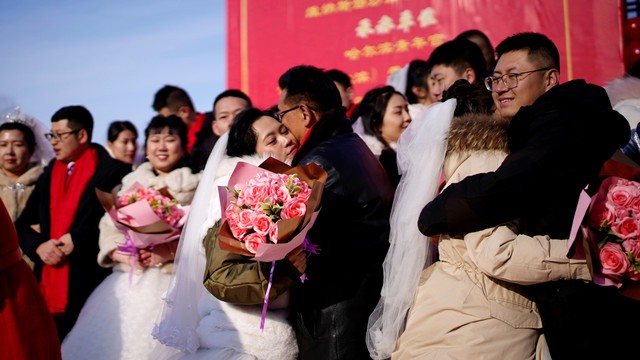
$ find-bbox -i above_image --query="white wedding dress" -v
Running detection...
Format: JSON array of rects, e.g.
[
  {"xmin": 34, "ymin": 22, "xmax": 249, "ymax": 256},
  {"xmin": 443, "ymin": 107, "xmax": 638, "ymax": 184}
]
[
  {"xmin": 151, "ymin": 133, "xmax": 298, "ymax": 360},
  {"xmin": 61, "ymin": 268, "xmax": 174, "ymax": 359}
]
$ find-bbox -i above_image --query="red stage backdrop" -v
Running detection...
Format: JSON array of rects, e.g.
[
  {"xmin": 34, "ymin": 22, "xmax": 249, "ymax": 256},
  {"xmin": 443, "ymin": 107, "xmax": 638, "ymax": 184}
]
[{"xmin": 227, "ymin": 0, "xmax": 624, "ymax": 108}]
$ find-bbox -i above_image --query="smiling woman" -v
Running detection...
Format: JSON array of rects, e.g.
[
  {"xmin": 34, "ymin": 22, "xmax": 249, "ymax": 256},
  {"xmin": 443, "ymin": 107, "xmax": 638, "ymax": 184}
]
[{"xmin": 61, "ymin": 114, "xmax": 202, "ymax": 360}]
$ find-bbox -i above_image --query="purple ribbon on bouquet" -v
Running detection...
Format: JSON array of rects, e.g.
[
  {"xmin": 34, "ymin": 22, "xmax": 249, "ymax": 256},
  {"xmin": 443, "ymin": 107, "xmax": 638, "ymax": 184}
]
[
  {"xmin": 260, "ymin": 237, "xmax": 320, "ymax": 332},
  {"xmin": 116, "ymin": 236, "xmax": 140, "ymax": 286}
]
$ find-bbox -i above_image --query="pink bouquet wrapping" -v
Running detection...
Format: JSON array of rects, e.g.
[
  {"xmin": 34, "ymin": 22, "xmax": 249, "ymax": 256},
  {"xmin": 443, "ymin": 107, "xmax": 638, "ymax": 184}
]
[
  {"xmin": 96, "ymin": 182, "xmax": 190, "ymax": 250},
  {"xmin": 217, "ymin": 157, "xmax": 326, "ymax": 261},
  {"xmin": 216, "ymin": 157, "xmax": 327, "ymax": 330},
  {"xmin": 568, "ymin": 151, "xmax": 640, "ymax": 300}
]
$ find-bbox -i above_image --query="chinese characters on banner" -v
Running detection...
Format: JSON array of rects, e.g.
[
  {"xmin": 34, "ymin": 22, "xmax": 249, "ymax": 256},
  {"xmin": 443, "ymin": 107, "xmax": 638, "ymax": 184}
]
[{"xmin": 227, "ymin": 0, "xmax": 624, "ymax": 109}]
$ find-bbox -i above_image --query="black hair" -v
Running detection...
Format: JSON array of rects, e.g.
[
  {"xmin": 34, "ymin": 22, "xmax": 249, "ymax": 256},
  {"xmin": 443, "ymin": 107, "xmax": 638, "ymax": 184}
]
[
  {"xmin": 357, "ymin": 85, "xmax": 405, "ymax": 149},
  {"xmin": 406, "ymin": 59, "xmax": 431, "ymax": 104},
  {"xmin": 278, "ymin": 65, "xmax": 343, "ymax": 115},
  {"xmin": 0, "ymin": 122, "xmax": 36, "ymax": 155},
  {"xmin": 443, "ymin": 79, "xmax": 495, "ymax": 117},
  {"xmin": 455, "ymin": 29, "xmax": 496, "ymax": 71},
  {"xmin": 495, "ymin": 32, "xmax": 560, "ymax": 73},
  {"xmin": 226, "ymin": 107, "xmax": 275, "ymax": 157},
  {"xmin": 152, "ymin": 85, "xmax": 195, "ymax": 112},
  {"xmin": 427, "ymin": 38, "xmax": 488, "ymax": 81},
  {"xmin": 51, "ymin": 105, "xmax": 94, "ymax": 141},
  {"xmin": 213, "ymin": 89, "xmax": 252, "ymax": 113},
  {"xmin": 144, "ymin": 114, "xmax": 197, "ymax": 173},
  {"xmin": 107, "ymin": 120, "xmax": 138, "ymax": 143},
  {"xmin": 325, "ymin": 69, "xmax": 353, "ymax": 89}
]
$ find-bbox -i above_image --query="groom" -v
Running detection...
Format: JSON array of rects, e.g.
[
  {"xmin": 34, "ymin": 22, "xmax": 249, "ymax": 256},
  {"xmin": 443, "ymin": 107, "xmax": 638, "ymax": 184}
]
[{"xmin": 276, "ymin": 65, "xmax": 395, "ymax": 360}]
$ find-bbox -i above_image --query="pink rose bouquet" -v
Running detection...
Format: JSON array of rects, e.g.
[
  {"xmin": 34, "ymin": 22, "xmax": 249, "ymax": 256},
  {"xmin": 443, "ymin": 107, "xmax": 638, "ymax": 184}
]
[
  {"xmin": 569, "ymin": 152, "xmax": 640, "ymax": 299},
  {"xmin": 216, "ymin": 157, "xmax": 326, "ymax": 330},
  {"xmin": 96, "ymin": 181, "xmax": 190, "ymax": 250},
  {"xmin": 217, "ymin": 158, "xmax": 326, "ymax": 261}
]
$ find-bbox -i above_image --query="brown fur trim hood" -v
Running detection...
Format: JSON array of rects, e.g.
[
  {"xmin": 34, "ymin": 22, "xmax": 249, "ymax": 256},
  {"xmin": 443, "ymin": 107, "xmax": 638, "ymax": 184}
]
[{"xmin": 446, "ymin": 113, "xmax": 509, "ymax": 155}]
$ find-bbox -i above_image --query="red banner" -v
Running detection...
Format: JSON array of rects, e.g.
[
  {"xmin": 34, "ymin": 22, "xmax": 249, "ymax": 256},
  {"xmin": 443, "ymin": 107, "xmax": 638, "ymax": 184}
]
[{"xmin": 227, "ymin": 0, "xmax": 624, "ymax": 108}]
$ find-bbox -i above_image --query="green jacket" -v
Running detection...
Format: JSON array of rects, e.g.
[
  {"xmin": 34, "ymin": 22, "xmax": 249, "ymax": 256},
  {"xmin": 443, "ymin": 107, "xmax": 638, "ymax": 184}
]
[{"xmin": 203, "ymin": 220, "xmax": 301, "ymax": 305}]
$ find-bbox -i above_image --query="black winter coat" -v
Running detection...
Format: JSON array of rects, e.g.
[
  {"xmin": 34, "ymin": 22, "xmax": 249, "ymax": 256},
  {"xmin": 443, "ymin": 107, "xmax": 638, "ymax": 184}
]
[
  {"xmin": 16, "ymin": 144, "xmax": 131, "ymax": 330},
  {"xmin": 290, "ymin": 112, "xmax": 394, "ymax": 360}
]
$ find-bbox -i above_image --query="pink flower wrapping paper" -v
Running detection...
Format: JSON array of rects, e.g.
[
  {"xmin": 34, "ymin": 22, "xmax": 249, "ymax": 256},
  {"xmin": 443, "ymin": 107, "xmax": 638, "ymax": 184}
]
[
  {"xmin": 568, "ymin": 151, "xmax": 640, "ymax": 300},
  {"xmin": 217, "ymin": 157, "xmax": 326, "ymax": 262},
  {"xmin": 95, "ymin": 181, "xmax": 190, "ymax": 249}
]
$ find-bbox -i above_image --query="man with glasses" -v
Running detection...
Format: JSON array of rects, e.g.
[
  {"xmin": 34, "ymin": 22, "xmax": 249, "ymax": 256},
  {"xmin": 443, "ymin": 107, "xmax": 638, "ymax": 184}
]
[
  {"xmin": 418, "ymin": 32, "xmax": 634, "ymax": 358},
  {"xmin": 276, "ymin": 65, "xmax": 394, "ymax": 360},
  {"xmin": 16, "ymin": 105, "xmax": 131, "ymax": 341}
]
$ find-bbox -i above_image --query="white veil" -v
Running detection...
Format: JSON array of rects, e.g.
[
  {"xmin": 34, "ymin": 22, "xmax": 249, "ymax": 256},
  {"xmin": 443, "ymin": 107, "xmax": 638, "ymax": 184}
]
[
  {"xmin": 386, "ymin": 64, "xmax": 409, "ymax": 94},
  {"xmin": 1, "ymin": 106, "xmax": 54, "ymax": 166},
  {"xmin": 366, "ymin": 99, "xmax": 456, "ymax": 359},
  {"xmin": 152, "ymin": 132, "xmax": 230, "ymax": 354}
]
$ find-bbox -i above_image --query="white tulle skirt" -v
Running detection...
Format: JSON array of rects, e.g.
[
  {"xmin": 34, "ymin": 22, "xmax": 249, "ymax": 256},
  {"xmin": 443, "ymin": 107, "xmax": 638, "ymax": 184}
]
[
  {"xmin": 61, "ymin": 267, "xmax": 173, "ymax": 360},
  {"xmin": 152, "ymin": 294, "xmax": 299, "ymax": 360}
]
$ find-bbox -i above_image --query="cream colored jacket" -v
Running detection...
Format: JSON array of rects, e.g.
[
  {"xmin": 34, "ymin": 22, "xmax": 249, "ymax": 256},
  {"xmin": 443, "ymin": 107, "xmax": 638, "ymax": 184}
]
[
  {"xmin": 0, "ymin": 163, "xmax": 43, "ymax": 222},
  {"xmin": 394, "ymin": 114, "xmax": 591, "ymax": 360}
]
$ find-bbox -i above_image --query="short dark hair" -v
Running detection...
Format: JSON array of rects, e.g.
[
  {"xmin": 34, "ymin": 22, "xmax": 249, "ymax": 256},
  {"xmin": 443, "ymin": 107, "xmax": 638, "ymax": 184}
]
[
  {"xmin": 495, "ymin": 32, "xmax": 560, "ymax": 73},
  {"xmin": 107, "ymin": 120, "xmax": 138, "ymax": 143},
  {"xmin": 51, "ymin": 105, "xmax": 94, "ymax": 141},
  {"xmin": 357, "ymin": 85, "xmax": 405, "ymax": 149},
  {"xmin": 427, "ymin": 38, "xmax": 488, "ymax": 80},
  {"xmin": 152, "ymin": 85, "xmax": 195, "ymax": 113},
  {"xmin": 0, "ymin": 121, "xmax": 36, "ymax": 155},
  {"xmin": 406, "ymin": 59, "xmax": 431, "ymax": 104},
  {"xmin": 144, "ymin": 114, "xmax": 188, "ymax": 153},
  {"xmin": 213, "ymin": 89, "xmax": 252, "ymax": 113},
  {"xmin": 226, "ymin": 107, "xmax": 274, "ymax": 157},
  {"xmin": 278, "ymin": 65, "xmax": 343, "ymax": 114},
  {"xmin": 325, "ymin": 69, "xmax": 353, "ymax": 89},
  {"xmin": 455, "ymin": 29, "xmax": 492, "ymax": 47}
]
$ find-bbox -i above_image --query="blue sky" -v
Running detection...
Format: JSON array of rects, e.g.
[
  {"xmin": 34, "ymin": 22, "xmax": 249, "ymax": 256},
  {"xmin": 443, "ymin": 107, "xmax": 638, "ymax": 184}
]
[{"xmin": 0, "ymin": 0, "xmax": 226, "ymax": 147}]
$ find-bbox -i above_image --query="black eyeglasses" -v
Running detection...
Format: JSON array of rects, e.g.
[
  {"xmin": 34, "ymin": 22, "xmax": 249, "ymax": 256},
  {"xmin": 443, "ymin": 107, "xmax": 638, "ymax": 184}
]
[
  {"xmin": 44, "ymin": 129, "xmax": 80, "ymax": 142},
  {"xmin": 275, "ymin": 105, "xmax": 301, "ymax": 122},
  {"xmin": 274, "ymin": 104, "xmax": 318, "ymax": 122},
  {"xmin": 484, "ymin": 68, "xmax": 552, "ymax": 91}
]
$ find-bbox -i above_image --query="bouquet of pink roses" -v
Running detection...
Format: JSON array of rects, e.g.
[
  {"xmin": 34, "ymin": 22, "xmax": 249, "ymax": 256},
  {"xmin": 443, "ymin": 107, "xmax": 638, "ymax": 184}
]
[
  {"xmin": 216, "ymin": 157, "xmax": 326, "ymax": 330},
  {"xmin": 96, "ymin": 182, "xmax": 189, "ymax": 250},
  {"xmin": 569, "ymin": 151, "xmax": 640, "ymax": 300},
  {"xmin": 217, "ymin": 157, "xmax": 326, "ymax": 261}
]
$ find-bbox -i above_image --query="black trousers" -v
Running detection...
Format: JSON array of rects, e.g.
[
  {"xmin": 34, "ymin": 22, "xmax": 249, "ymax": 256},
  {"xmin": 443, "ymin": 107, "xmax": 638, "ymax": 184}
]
[{"xmin": 532, "ymin": 280, "xmax": 640, "ymax": 359}]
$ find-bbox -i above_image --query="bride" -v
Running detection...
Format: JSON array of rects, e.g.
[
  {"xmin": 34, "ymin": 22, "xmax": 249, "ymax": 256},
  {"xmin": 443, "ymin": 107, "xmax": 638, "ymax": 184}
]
[{"xmin": 152, "ymin": 107, "xmax": 301, "ymax": 360}]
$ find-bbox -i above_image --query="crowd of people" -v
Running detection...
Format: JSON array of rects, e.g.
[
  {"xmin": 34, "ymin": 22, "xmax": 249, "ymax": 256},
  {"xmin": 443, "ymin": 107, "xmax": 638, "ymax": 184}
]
[{"xmin": 2, "ymin": 29, "xmax": 640, "ymax": 360}]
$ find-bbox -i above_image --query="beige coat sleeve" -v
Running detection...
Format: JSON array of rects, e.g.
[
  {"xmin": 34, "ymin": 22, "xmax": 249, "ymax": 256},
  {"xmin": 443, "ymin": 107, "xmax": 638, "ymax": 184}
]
[
  {"xmin": 464, "ymin": 223, "xmax": 592, "ymax": 285},
  {"xmin": 97, "ymin": 212, "xmax": 125, "ymax": 268}
]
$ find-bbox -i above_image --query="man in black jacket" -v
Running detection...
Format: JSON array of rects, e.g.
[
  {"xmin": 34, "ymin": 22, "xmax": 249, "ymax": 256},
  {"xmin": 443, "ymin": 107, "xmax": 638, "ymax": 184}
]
[
  {"xmin": 418, "ymin": 33, "xmax": 634, "ymax": 359},
  {"xmin": 276, "ymin": 65, "xmax": 394, "ymax": 360},
  {"xmin": 16, "ymin": 105, "xmax": 131, "ymax": 341}
]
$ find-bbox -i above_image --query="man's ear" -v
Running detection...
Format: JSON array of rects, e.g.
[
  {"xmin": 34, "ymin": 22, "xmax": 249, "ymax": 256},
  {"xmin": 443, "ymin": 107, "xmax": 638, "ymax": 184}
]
[
  {"xmin": 299, "ymin": 104, "xmax": 317, "ymax": 128},
  {"xmin": 78, "ymin": 128, "xmax": 90, "ymax": 145},
  {"xmin": 545, "ymin": 69, "xmax": 560, "ymax": 90},
  {"xmin": 464, "ymin": 68, "xmax": 476, "ymax": 85}
]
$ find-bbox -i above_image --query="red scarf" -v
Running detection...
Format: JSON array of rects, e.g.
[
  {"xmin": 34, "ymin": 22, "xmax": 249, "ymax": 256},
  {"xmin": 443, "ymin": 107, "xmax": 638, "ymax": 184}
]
[{"xmin": 42, "ymin": 146, "xmax": 98, "ymax": 314}]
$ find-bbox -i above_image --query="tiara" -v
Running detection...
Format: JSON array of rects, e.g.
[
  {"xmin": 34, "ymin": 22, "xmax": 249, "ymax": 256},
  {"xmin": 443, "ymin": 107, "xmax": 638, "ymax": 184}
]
[{"xmin": 1, "ymin": 106, "xmax": 31, "ymax": 126}]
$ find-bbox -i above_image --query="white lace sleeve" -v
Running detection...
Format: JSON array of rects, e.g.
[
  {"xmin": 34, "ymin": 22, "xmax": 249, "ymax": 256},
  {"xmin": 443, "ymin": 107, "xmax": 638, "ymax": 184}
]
[{"xmin": 366, "ymin": 99, "xmax": 456, "ymax": 360}]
